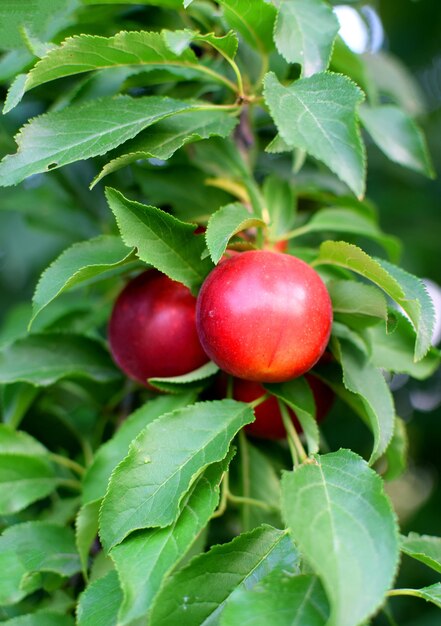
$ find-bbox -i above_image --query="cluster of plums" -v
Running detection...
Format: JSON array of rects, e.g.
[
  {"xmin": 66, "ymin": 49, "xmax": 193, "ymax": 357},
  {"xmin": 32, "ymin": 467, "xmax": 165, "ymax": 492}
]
[{"xmin": 109, "ymin": 248, "xmax": 333, "ymax": 439}]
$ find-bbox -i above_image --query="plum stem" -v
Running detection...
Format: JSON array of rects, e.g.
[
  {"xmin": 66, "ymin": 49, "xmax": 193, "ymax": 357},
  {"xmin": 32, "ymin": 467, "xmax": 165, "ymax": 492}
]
[
  {"xmin": 239, "ymin": 429, "xmax": 251, "ymax": 530},
  {"xmin": 278, "ymin": 400, "xmax": 308, "ymax": 465},
  {"xmin": 249, "ymin": 393, "xmax": 269, "ymax": 409},
  {"xmin": 49, "ymin": 453, "xmax": 85, "ymax": 476}
]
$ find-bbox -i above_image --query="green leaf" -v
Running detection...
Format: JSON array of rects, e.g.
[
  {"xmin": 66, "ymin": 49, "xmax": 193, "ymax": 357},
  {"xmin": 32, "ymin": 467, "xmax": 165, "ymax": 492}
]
[
  {"xmin": 281, "ymin": 449, "xmax": 399, "ymax": 626},
  {"xmin": 0, "ymin": 455, "xmax": 58, "ymax": 515},
  {"xmin": 329, "ymin": 280, "xmax": 388, "ymax": 323},
  {"xmin": 378, "ymin": 259, "xmax": 435, "ymax": 361},
  {"xmin": 1, "ymin": 383, "xmax": 40, "ymax": 428},
  {"xmin": 0, "ymin": 0, "xmax": 75, "ymax": 52},
  {"xmin": 274, "ymin": 0, "xmax": 339, "ymax": 76},
  {"xmin": 105, "ymin": 187, "xmax": 213, "ymax": 292},
  {"xmin": 77, "ymin": 571, "xmax": 122, "ymax": 626},
  {"xmin": 82, "ymin": 393, "xmax": 195, "ymax": 504},
  {"xmin": 220, "ymin": 0, "xmax": 277, "ymax": 53},
  {"xmin": 3, "ymin": 74, "xmax": 27, "ymax": 114},
  {"xmin": 0, "ymin": 95, "xmax": 197, "ymax": 187},
  {"xmin": 91, "ymin": 110, "xmax": 238, "ymax": 187},
  {"xmin": 221, "ymin": 571, "xmax": 329, "ymax": 626},
  {"xmin": 330, "ymin": 37, "xmax": 376, "ymax": 99},
  {"xmin": 264, "ymin": 72, "xmax": 366, "ymax": 198},
  {"xmin": 383, "ymin": 417, "xmax": 408, "ymax": 481},
  {"xmin": 0, "ymin": 424, "xmax": 47, "ymax": 456},
  {"xmin": 366, "ymin": 313, "xmax": 440, "ymax": 379},
  {"xmin": 149, "ymin": 525, "xmax": 299, "ymax": 626},
  {"xmin": 401, "ymin": 533, "xmax": 441, "ymax": 574},
  {"xmin": 192, "ymin": 137, "xmax": 249, "ymax": 179},
  {"xmin": 316, "ymin": 242, "xmax": 403, "ymax": 296},
  {"xmin": 265, "ymin": 379, "xmax": 319, "ymax": 455},
  {"xmin": 206, "ymin": 203, "xmax": 265, "ymax": 264},
  {"xmin": 363, "ymin": 51, "xmax": 425, "ymax": 117},
  {"xmin": 337, "ymin": 337, "xmax": 395, "ymax": 464},
  {"xmin": 149, "ymin": 361, "xmax": 219, "ymax": 393},
  {"xmin": 316, "ymin": 242, "xmax": 434, "ymax": 360},
  {"xmin": 262, "ymin": 176, "xmax": 296, "ymax": 240},
  {"xmin": 0, "ymin": 522, "xmax": 81, "ymax": 605},
  {"xmin": 99, "ymin": 400, "xmax": 254, "ymax": 550},
  {"xmin": 135, "ymin": 164, "xmax": 233, "ymax": 221},
  {"xmin": 11, "ymin": 30, "xmax": 235, "ymax": 105},
  {"xmin": 359, "ymin": 105, "xmax": 434, "ymax": 178},
  {"xmin": 0, "ymin": 334, "xmax": 119, "ymax": 386},
  {"xmin": 1, "ymin": 612, "xmax": 75, "ymax": 626},
  {"xmin": 30, "ymin": 235, "xmax": 134, "ymax": 328},
  {"xmin": 301, "ymin": 207, "xmax": 401, "ymax": 261},
  {"xmin": 111, "ymin": 456, "xmax": 232, "ymax": 625},
  {"xmin": 163, "ymin": 29, "xmax": 239, "ymax": 60},
  {"xmin": 76, "ymin": 500, "xmax": 101, "ymax": 578}
]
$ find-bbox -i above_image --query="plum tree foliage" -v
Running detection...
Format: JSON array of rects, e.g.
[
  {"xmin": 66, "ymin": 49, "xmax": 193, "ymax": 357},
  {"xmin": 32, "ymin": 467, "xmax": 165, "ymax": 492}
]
[{"xmin": 0, "ymin": 1, "xmax": 439, "ymax": 625}]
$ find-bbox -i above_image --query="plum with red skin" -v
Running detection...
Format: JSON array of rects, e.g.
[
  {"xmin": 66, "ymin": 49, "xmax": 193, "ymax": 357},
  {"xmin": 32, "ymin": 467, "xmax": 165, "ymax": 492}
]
[
  {"xmin": 196, "ymin": 250, "xmax": 332, "ymax": 383},
  {"xmin": 234, "ymin": 376, "xmax": 334, "ymax": 439},
  {"xmin": 109, "ymin": 270, "xmax": 209, "ymax": 385}
]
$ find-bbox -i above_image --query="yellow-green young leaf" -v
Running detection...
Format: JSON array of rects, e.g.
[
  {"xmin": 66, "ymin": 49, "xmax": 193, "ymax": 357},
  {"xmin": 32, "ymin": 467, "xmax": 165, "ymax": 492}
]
[
  {"xmin": 206, "ymin": 203, "xmax": 265, "ymax": 264},
  {"xmin": 0, "ymin": 334, "xmax": 119, "ymax": 386},
  {"xmin": 111, "ymin": 455, "xmax": 233, "ymax": 625},
  {"xmin": 149, "ymin": 525, "xmax": 299, "ymax": 626},
  {"xmin": 0, "ymin": 454, "xmax": 58, "ymax": 515},
  {"xmin": 91, "ymin": 110, "xmax": 238, "ymax": 188},
  {"xmin": 99, "ymin": 400, "xmax": 254, "ymax": 550},
  {"xmin": 105, "ymin": 187, "xmax": 213, "ymax": 292},
  {"xmin": 77, "ymin": 571, "xmax": 123, "ymax": 626},
  {"xmin": 8, "ymin": 30, "xmax": 236, "ymax": 107},
  {"xmin": 0, "ymin": 522, "xmax": 81, "ymax": 605},
  {"xmin": 337, "ymin": 337, "xmax": 395, "ymax": 464},
  {"xmin": 220, "ymin": 0, "xmax": 277, "ymax": 53},
  {"xmin": 401, "ymin": 533, "xmax": 441, "ymax": 574},
  {"xmin": 274, "ymin": 0, "xmax": 339, "ymax": 76},
  {"xmin": 0, "ymin": 95, "xmax": 195, "ymax": 187},
  {"xmin": 359, "ymin": 104, "xmax": 435, "ymax": 178},
  {"xmin": 221, "ymin": 572, "xmax": 329, "ymax": 626},
  {"xmin": 264, "ymin": 72, "xmax": 366, "ymax": 198},
  {"xmin": 281, "ymin": 450, "xmax": 400, "ymax": 626},
  {"xmin": 265, "ymin": 379, "xmax": 319, "ymax": 455},
  {"xmin": 82, "ymin": 393, "xmax": 195, "ymax": 504},
  {"xmin": 30, "ymin": 235, "xmax": 135, "ymax": 328}
]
